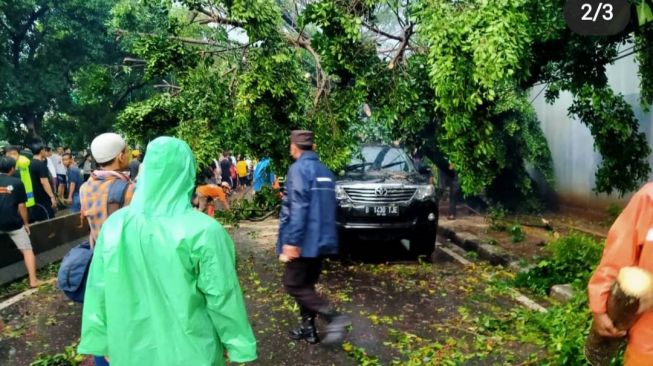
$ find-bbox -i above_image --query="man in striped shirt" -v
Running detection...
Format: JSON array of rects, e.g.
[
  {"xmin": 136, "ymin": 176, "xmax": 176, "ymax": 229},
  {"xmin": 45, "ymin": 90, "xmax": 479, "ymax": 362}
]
[{"xmin": 80, "ymin": 133, "xmax": 134, "ymax": 247}]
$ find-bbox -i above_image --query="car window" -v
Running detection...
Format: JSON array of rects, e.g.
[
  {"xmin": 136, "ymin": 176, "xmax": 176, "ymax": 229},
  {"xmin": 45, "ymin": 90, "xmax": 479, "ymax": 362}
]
[{"xmin": 347, "ymin": 146, "xmax": 415, "ymax": 172}]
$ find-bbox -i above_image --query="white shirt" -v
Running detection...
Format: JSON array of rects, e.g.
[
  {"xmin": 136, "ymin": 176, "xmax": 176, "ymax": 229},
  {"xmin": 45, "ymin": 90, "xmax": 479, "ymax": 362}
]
[
  {"xmin": 51, "ymin": 154, "xmax": 66, "ymax": 175},
  {"xmin": 213, "ymin": 159, "xmax": 222, "ymax": 182},
  {"xmin": 46, "ymin": 157, "xmax": 57, "ymax": 178}
]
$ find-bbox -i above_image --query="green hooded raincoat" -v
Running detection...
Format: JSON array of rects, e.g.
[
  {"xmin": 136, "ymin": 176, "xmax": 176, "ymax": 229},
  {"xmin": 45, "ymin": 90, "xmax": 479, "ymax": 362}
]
[{"xmin": 78, "ymin": 137, "xmax": 257, "ymax": 365}]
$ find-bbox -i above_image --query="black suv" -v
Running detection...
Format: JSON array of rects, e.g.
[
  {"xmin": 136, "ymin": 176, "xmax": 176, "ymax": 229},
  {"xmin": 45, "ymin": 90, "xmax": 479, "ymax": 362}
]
[{"xmin": 335, "ymin": 144, "xmax": 439, "ymax": 257}]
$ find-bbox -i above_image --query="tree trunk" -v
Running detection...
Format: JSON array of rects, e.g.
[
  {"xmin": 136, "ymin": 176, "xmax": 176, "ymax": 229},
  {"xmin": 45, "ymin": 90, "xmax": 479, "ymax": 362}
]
[{"xmin": 21, "ymin": 109, "xmax": 44, "ymax": 143}]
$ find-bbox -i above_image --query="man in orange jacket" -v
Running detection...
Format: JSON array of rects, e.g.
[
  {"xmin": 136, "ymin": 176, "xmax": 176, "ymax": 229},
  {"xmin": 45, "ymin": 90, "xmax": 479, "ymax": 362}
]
[
  {"xmin": 195, "ymin": 182, "xmax": 230, "ymax": 216},
  {"xmin": 588, "ymin": 183, "xmax": 653, "ymax": 366}
]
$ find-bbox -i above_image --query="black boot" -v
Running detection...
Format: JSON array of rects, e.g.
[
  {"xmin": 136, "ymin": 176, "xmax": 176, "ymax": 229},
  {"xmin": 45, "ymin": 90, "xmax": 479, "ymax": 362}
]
[
  {"xmin": 318, "ymin": 308, "xmax": 351, "ymax": 345},
  {"xmin": 289, "ymin": 313, "xmax": 319, "ymax": 344}
]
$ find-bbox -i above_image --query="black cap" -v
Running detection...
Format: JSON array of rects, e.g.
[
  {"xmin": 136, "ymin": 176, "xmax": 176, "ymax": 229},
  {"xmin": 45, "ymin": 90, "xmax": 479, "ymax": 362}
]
[{"xmin": 290, "ymin": 130, "xmax": 314, "ymax": 149}]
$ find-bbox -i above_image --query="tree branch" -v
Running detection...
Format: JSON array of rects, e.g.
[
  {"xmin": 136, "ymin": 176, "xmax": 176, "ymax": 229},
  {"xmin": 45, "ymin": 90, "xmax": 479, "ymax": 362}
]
[
  {"xmin": 199, "ymin": 43, "xmax": 250, "ymax": 55},
  {"xmin": 386, "ymin": 0, "xmax": 406, "ymax": 28},
  {"xmin": 113, "ymin": 82, "xmax": 147, "ymax": 110},
  {"xmin": 116, "ymin": 29, "xmax": 249, "ymax": 49},
  {"xmin": 287, "ymin": 35, "xmax": 328, "ymax": 105},
  {"xmin": 153, "ymin": 80, "xmax": 182, "ymax": 97},
  {"xmin": 363, "ymin": 22, "xmax": 404, "ymax": 42},
  {"xmin": 196, "ymin": 7, "xmax": 244, "ymax": 28},
  {"xmin": 123, "ymin": 57, "xmax": 146, "ymax": 64},
  {"xmin": 281, "ymin": 10, "xmax": 310, "ymax": 41},
  {"xmin": 388, "ymin": 24, "xmax": 414, "ymax": 69},
  {"xmin": 153, "ymin": 80, "xmax": 181, "ymax": 89}
]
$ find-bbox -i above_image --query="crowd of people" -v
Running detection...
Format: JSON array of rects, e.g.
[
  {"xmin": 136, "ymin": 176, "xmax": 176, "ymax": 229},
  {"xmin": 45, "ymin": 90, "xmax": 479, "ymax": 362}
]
[
  {"xmin": 1, "ymin": 130, "xmax": 346, "ymax": 365},
  {"xmin": 193, "ymin": 151, "xmax": 280, "ymax": 216},
  {"xmin": 0, "ymin": 141, "xmax": 143, "ymax": 286},
  {"xmin": 0, "ymin": 136, "xmax": 287, "ymax": 291}
]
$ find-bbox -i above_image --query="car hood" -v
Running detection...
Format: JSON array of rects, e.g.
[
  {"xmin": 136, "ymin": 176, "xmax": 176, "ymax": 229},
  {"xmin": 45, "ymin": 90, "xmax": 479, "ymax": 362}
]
[{"xmin": 336, "ymin": 171, "xmax": 428, "ymax": 185}]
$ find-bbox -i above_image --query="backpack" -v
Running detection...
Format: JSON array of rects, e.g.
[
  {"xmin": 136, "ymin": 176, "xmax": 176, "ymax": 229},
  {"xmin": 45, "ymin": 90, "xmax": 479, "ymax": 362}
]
[{"xmin": 58, "ymin": 178, "xmax": 130, "ymax": 303}]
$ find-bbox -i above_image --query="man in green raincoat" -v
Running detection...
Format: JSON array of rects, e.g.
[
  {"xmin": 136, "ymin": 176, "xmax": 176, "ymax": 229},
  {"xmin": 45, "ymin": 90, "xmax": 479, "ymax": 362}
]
[{"xmin": 78, "ymin": 137, "xmax": 257, "ymax": 365}]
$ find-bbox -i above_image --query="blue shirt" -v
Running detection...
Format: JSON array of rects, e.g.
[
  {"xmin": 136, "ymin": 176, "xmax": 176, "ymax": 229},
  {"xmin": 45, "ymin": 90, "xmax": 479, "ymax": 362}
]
[{"xmin": 67, "ymin": 166, "xmax": 83, "ymax": 196}]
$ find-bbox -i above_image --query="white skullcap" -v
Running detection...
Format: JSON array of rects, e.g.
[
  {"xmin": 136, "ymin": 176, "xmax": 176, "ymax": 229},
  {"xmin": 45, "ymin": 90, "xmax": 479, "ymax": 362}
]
[{"xmin": 91, "ymin": 133, "xmax": 126, "ymax": 163}]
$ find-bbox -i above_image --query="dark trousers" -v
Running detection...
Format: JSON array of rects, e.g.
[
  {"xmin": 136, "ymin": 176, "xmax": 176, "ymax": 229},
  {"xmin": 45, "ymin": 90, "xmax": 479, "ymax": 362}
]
[{"xmin": 283, "ymin": 257, "xmax": 329, "ymax": 316}]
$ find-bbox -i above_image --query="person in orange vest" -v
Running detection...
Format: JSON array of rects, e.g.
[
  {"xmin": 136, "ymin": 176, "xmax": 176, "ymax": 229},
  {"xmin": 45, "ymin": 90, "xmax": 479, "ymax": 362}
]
[
  {"xmin": 588, "ymin": 183, "xmax": 653, "ymax": 366},
  {"xmin": 195, "ymin": 182, "xmax": 230, "ymax": 217}
]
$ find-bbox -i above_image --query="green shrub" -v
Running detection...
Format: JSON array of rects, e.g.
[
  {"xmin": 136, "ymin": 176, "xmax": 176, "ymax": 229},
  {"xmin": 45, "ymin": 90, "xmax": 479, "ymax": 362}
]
[
  {"xmin": 514, "ymin": 295, "xmax": 593, "ymax": 365},
  {"xmin": 475, "ymin": 292, "xmax": 625, "ymax": 366},
  {"xmin": 30, "ymin": 344, "xmax": 84, "ymax": 366},
  {"xmin": 509, "ymin": 225, "xmax": 525, "ymax": 243},
  {"xmin": 488, "ymin": 205, "xmax": 508, "ymax": 231},
  {"xmin": 514, "ymin": 232, "xmax": 603, "ymax": 294}
]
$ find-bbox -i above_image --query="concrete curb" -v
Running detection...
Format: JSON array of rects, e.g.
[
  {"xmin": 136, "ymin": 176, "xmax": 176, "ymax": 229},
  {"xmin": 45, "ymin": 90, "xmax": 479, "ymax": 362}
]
[
  {"xmin": 438, "ymin": 227, "xmax": 515, "ymax": 266},
  {"xmin": 435, "ymin": 242, "xmax": 548, "ymax": 313},
  {"xmin": 550, "ymin": 284, "xmax": 575, "ymax": 303},
  {"xmin": 434, "ymin": 243, "xmax": 472, "ymax": 265},
  {"xmin": 0, "ymin": 278, "xmax": 57, "ymax": 312}
]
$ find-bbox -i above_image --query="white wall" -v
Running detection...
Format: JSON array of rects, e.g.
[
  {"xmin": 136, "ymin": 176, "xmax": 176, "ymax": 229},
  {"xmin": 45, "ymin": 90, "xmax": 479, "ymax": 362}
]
[{"xmin": 530, "ymin": 51, "xmax": 653, "ymax": 209}]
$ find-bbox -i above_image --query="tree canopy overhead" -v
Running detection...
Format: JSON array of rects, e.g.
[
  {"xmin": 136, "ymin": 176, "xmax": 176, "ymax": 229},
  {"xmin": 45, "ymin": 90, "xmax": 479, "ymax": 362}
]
[{"xmin": 3, "ymin": 0, "xmax": 653, "ymax": 204}]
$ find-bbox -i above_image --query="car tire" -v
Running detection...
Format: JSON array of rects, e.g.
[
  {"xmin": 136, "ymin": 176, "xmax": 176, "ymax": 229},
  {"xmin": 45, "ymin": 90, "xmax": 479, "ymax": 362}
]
[{"xmin": 411, "ymin": 229, "xmax": 436, "ymax": 260}]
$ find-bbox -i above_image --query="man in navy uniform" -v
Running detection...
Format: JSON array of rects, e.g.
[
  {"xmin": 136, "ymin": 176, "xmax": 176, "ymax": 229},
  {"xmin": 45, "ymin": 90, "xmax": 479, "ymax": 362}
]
[{"xmin": 278, "ymin": 130, "xmax": 350, "ymax": 345}]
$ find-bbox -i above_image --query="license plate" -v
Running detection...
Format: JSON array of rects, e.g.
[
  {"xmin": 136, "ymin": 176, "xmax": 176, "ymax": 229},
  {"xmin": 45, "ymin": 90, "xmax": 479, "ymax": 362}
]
[{"xmin": 365, "ymin": 205, "xmax": 399, "ymax": 217}]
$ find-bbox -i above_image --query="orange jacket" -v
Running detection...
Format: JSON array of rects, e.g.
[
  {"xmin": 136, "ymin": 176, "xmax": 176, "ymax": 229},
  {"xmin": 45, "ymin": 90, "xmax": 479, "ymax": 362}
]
[
  {"xmin": 588, "ymin": 183, "xmax": 653, "ymax": 364},
  {"xmin": 196, "ymin": 184, "xmax": 229, "ymax": 210}
]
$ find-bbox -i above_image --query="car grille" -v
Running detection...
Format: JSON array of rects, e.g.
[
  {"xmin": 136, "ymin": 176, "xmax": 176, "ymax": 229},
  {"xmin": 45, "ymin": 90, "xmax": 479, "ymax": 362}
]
[{"xmin": 344, "ymin": 187, "xmax": 416, "ymax": 204}]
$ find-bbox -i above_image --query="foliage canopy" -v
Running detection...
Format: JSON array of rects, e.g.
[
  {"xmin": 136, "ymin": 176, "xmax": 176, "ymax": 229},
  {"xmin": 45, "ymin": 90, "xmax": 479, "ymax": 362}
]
[{"xmin": 3, "ymin": 0, "xmax": 653, "ymax": 201}]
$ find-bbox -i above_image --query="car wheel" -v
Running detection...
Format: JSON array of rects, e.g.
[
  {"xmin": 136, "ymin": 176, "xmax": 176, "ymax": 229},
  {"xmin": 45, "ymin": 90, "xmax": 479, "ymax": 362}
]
[{"xmin": 411, "ymin": 229, "xmax": 436, "ymax": 260}]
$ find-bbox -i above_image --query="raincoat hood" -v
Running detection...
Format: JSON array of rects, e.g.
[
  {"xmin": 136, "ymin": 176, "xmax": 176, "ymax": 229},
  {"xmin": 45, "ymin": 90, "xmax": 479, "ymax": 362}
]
[{"xmin": 130, "ymin": 136, "xmax": 196, "ymax": 215}]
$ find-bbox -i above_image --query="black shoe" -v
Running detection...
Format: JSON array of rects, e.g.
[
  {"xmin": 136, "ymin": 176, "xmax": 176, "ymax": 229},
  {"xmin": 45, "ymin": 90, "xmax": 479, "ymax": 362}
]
[
  {"xmin": 321, "ymin": 314, "xmax": 351, "ymax": 345},
  {"xmin": 288, "ymin": 314, "xmax": 319, "ymax": 344}
]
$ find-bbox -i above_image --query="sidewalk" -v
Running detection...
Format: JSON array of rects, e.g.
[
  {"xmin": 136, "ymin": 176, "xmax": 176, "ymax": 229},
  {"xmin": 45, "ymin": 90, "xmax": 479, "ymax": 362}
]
[{"xmin": 438, "ymin": 202, "xmax": 609, "ymax": 268}]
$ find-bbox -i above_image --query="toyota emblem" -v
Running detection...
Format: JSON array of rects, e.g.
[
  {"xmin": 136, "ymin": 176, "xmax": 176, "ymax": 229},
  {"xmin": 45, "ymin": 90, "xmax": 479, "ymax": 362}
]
[{"xmin": 374, "ymin": 187, "xmax": 388, "ymax": 197}]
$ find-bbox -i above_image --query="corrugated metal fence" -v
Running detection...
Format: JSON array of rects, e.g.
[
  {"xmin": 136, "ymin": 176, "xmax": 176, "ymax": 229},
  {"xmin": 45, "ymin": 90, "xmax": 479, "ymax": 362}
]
[{"xmin": 530, "ymin": 51, "xmax": 653, "ymax": 210}]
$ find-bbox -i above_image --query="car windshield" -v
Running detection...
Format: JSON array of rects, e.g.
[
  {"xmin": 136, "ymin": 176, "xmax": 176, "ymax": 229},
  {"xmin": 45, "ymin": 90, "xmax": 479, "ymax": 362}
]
[{"xmin": 346, "ymin": 146, "xmax": 416, "ymax": 173}]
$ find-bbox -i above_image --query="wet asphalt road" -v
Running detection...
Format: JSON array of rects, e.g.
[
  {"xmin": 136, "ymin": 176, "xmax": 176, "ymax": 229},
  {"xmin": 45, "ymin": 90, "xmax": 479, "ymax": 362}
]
[{"xmin": 0, "ymin": 219, "xmax": 540, "ymax": 365}]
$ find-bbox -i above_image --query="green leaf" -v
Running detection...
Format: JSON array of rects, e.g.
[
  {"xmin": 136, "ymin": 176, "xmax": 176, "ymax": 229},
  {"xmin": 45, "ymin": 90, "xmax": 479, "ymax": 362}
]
[{"xmin": 638, "ymin": 1, "xmax": 653, "ymax": 26}]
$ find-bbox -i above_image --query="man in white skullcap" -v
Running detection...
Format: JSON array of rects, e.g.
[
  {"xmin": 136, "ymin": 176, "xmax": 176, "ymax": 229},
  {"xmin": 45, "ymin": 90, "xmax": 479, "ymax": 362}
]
[
  {"xmin": 79, "ymin": 132, "xmax": 135, "ymax": 366},
  {"xmin": 80, "ymin": 133, "xmax": 135, "ymax": 248}
]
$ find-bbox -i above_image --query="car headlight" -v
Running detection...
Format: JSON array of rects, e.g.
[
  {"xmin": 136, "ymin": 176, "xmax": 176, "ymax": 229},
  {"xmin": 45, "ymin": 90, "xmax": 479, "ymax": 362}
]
[
  {"xmin": 415, "ymin": 185, "xmax": 436, "ymax": 201},
  {"xmin": 335, "ymin": 185, "xmax": 349, "ymax": 200}
]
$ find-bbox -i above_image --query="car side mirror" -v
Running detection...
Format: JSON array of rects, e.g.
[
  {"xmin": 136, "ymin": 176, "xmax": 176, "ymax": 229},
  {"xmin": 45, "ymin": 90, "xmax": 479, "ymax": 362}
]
[{"xmin": 418, "ymin": 166, "xmax": 431, "ymax": 175}]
